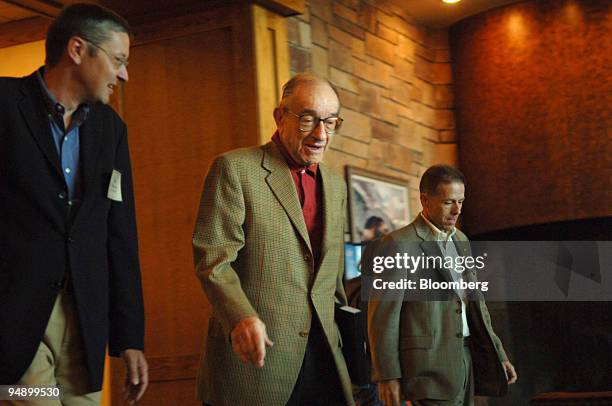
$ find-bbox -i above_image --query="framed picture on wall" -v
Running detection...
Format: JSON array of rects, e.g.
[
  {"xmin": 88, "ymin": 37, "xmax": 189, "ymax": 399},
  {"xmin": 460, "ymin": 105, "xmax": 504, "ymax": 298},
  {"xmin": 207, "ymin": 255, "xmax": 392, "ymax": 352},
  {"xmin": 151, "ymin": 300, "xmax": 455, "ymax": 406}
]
[{"xmin": 346, "ymin": 166, "xmax": 411, "ymax": 243}]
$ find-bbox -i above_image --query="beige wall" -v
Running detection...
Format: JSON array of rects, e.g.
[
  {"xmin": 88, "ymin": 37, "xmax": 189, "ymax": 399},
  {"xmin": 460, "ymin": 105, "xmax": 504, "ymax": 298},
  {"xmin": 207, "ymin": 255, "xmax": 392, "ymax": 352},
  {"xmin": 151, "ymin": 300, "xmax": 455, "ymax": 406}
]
[
  {"xmin": 287, "ymin": 0, "xmax": 457, "ymax": 217},
  {"xmin": 0, "ymin": 40, "xmax": 45, "ymax": 76}
]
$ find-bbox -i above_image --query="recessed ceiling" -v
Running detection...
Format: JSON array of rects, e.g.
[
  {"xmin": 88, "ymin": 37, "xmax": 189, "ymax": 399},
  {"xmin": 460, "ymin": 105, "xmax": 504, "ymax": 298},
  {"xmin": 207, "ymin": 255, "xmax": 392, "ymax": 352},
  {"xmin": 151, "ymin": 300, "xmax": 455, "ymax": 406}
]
[
  {"xmin": 393, "ymin": 0, "xmax": 524, "ymax": 28},
  {"xmin": 0, "ymin": 0, "xmax": 527, "ymax": 28}
]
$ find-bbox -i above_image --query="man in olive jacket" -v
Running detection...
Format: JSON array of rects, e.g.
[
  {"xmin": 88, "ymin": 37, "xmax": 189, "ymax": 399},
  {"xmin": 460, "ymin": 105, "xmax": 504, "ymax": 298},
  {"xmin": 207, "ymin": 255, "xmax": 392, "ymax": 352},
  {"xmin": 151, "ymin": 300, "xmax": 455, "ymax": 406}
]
[
  {"xmin": 193, "ymin": 74, "xmax": 354, "ymax": 405},
  {"xmin": 367, "ymin": 165, "xmax": 517, "ymax": 406}
]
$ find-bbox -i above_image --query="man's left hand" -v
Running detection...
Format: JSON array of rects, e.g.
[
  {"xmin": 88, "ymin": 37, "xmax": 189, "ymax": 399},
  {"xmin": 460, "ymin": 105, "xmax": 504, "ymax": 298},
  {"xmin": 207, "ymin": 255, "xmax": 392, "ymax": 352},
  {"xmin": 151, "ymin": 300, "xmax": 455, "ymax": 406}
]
[
  {"xmin": 121, "ymin": 349, "xmax": 149, "ymax": 404},
  {"xmin": 502, "ymin": 360, "xmax": 517, "ymax": 384}
]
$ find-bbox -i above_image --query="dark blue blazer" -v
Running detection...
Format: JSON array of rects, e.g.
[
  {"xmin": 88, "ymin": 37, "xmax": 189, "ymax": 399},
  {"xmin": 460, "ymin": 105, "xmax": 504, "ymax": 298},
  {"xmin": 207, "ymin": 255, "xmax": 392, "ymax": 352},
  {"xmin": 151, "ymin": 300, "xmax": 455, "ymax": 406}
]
[{"xmin": 0, "ymin": 71, "xmax": 144, "ymax": 391}]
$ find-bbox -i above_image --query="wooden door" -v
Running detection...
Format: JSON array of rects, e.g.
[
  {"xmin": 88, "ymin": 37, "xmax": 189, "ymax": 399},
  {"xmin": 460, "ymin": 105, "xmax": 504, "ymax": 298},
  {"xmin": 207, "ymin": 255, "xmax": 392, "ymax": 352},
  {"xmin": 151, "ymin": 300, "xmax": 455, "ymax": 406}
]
[{"xmin": 109, "ymin": 5, "xmax": 259, "ymax": 405}]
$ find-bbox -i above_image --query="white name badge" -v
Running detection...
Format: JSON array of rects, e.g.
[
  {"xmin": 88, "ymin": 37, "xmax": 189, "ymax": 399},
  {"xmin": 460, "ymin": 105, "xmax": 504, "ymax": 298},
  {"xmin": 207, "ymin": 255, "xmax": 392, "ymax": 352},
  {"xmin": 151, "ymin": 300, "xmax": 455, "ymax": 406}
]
[{"xmin": 107, "ymin": 169, "xmax": 123, "ymax": 202}]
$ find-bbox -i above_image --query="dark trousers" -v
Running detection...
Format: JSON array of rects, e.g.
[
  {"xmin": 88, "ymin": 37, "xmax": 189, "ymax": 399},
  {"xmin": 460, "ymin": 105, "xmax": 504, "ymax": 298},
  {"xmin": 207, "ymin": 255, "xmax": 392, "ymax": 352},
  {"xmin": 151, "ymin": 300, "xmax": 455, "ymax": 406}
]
[
  {"xmin": 203, "ymin": 317, "xmax": 345, "ymax": 406},
  {"xmin": 286, "ymin": 316, "xmax": 345, "ymax": 406}
]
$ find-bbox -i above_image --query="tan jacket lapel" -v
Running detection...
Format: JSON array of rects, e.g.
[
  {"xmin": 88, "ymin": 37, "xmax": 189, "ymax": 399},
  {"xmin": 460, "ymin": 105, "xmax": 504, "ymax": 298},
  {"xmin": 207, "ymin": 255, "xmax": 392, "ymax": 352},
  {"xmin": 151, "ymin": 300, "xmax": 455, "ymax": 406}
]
[
  {"xmin": 262, "ymin": 142, "xmax": 312, "ymax": 254},
  {"xmin": 317, "ymin": 164, "xmax": 337, "ymax": 265}
]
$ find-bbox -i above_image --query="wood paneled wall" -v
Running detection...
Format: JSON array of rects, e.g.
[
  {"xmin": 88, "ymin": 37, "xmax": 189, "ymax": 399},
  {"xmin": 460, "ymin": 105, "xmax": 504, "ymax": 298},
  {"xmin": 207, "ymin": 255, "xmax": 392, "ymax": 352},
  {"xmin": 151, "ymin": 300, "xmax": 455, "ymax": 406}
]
[
  {"xmin": 1, "ymin": 1, "xmax": 301, "ymax": 405},
  {"xmin": 450, "ymin": 0, "xmax": 612, "ymax": 235}
]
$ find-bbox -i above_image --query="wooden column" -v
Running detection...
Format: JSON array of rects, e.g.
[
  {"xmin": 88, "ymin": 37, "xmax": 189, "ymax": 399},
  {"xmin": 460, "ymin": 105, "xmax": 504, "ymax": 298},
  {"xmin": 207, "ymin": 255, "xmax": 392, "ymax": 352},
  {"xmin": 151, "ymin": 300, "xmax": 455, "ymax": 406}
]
[{"xmin": 252, "ymin": 3, "xmax": 290, "ymax": 144}]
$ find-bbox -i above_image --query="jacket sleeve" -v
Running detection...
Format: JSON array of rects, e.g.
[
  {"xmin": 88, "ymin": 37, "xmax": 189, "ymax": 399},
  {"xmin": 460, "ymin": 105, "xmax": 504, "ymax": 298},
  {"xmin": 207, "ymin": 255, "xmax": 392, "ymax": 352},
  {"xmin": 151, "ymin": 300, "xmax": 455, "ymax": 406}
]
[
  {"xmin": 192, "ymin": 155, "xmax": 257, "ymax": 337},
  {"xmin": 367, "ymin": 237, "xmax": 405, "ymax": 381},
  {"xmin": 464, "ymin": 230, "xmax": 508, "ymax": 362},
  {"xmin": 480, "ymin": 301, "xmax": 509, "ymax": 362},
  {"xmin": 107, "ymin": 123, "xmax": 145, "ymax": 356},
  {"xmin": 463, "ymin": 234, "xmax": 509, "ymax": 363}
]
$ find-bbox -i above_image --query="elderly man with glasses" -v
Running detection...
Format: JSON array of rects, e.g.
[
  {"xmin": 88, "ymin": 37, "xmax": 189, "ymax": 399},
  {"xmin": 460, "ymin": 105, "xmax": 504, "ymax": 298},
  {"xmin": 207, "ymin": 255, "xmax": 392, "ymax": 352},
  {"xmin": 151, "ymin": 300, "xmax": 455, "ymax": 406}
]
[{"xmin": 193, "ymin": 73, "xmax": 354, "ymax": 405}]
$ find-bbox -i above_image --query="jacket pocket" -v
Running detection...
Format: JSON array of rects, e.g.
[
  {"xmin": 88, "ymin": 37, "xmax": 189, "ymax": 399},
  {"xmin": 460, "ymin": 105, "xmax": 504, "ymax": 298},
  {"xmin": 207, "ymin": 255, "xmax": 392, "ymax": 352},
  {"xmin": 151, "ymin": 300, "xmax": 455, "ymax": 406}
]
[{"xmin": 399, "ymin": 336, "xmax": 433, "ymax": 349}]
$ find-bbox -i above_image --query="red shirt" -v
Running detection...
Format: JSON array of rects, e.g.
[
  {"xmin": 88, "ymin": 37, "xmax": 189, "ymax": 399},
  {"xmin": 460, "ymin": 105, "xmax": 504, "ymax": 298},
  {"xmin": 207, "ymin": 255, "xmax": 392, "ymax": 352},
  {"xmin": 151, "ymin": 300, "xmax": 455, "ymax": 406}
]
[{"xmin": 272, "ymin": 132, "xmax": 323, "ymax": 265}]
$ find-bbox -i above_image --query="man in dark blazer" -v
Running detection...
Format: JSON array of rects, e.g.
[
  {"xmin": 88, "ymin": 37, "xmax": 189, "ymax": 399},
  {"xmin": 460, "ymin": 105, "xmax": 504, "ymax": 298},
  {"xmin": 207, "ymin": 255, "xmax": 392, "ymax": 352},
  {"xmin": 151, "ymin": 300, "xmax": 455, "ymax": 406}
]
[
  {"xmin": 0, "ymin": 4, "xmax": 147, "ymax": 404},
  {"xmin": 367, "ymin": 165, "xmax": 517, "ymax": 406}
]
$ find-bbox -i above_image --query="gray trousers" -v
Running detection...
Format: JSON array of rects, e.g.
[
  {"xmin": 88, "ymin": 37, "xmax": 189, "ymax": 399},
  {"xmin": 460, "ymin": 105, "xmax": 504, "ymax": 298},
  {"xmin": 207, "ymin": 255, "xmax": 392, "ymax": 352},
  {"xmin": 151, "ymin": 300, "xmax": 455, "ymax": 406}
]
[{"xmin": 412, "ymin": 342, "xmax": 474, "ymax": 406}]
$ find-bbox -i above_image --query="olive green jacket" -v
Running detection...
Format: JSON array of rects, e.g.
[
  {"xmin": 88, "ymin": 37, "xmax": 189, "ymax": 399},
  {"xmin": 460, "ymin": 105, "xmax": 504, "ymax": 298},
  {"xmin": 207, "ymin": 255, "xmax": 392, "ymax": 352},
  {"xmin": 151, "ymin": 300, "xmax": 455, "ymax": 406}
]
[
  {"xmin": 193, "ymin": 142, "xmax": 354, "ymax": 405},
  {"xmin": 367, "ymin": 215, "xmax": 509, "ymax": 401}
]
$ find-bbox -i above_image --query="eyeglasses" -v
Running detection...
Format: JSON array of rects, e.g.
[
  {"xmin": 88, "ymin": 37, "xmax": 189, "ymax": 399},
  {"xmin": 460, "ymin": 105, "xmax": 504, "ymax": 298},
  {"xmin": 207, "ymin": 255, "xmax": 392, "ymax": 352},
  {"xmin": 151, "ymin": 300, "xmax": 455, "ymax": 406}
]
[
  {"xmin": 285, "ymin": 109, "xmax": 343, "ymax": 134},
  {"xmin": 81, "ymin": 38, "xmax": 129, "ymax": 69}
]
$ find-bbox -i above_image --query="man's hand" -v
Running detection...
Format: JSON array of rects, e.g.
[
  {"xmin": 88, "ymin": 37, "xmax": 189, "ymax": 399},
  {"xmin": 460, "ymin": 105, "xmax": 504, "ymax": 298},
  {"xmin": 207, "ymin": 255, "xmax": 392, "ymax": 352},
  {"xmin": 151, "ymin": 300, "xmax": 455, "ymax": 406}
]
[
  {"xmin": 378, "ymin": 379, "xmax": 407, "ymax": 406},
  {"xmin": 503, "ymin": 360, "xmax": 518, "ymax": 384},
  {"xmin": 121, "ymin": 349, "xmax": 148, "ymax": 404},
  {"xmin": 230, "ymin": 316, "xmax": 274, "ymax": 368}
]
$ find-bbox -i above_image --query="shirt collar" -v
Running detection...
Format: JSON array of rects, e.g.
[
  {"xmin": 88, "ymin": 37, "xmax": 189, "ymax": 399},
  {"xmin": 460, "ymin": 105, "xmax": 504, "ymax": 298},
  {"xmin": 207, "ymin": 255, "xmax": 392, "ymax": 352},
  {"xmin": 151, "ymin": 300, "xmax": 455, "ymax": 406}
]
[
  {"xmin": 36, "ymin": 66, "xmax": 90, "ymax": 131},
  {"xmin": 271, "ymin": 131, "xmax": 318, "ymax": 176},
  {"xmin": 420, "ymin": 212, "xmax": 456, "ymax": 242}
]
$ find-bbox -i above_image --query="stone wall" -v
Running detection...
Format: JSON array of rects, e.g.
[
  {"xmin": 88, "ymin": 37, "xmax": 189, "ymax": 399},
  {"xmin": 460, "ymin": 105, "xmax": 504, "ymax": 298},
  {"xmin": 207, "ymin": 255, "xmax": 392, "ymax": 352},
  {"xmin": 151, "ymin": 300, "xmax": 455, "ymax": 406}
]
[{"xmin": 287, "ymin": 0, "xmax": 457, "ymax": 215}]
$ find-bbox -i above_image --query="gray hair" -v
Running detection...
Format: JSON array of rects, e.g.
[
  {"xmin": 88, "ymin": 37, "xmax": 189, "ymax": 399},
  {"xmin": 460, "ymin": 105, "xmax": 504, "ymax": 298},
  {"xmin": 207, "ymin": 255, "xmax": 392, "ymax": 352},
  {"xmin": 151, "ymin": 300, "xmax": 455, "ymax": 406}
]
[
  {"xmin": 279, "ymin": 73, "xmax": 340, "ymax": 110},
  {"xmin": 46, "ymin": 3, "xmax": 130, "ymax": 68}
]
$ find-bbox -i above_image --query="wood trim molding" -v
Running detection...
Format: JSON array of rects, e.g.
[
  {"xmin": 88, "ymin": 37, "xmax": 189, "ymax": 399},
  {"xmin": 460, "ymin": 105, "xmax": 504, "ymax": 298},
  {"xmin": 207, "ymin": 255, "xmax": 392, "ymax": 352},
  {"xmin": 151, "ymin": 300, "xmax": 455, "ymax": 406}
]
[
  {"xmin": 0, "ymin": 16, "xmax": 49, "ymax": 49},
  {"xmin": 147, "ymin": 354, "xmax": 200, "ymax": 382},
  {"xmin": 2, "ymin": 0, "xmax": 62, "ymax": 18},
  {"xmin": 254, "ymin": 0, "xmax": 305, "ymax": 16},
  {"xmin": 129, "ymin": 5, "xmax": 244, "ymax": 47},
  {"xmin": 533, "ymin": 391, "xmax": 612, "ymax": 400},
  {"xmin": 252, "ymin": 3, "xmax": 289, "ymax": 145},
  {"xmin": 532, "ymin": 391, "xmax": 612, "ymax": 404}
]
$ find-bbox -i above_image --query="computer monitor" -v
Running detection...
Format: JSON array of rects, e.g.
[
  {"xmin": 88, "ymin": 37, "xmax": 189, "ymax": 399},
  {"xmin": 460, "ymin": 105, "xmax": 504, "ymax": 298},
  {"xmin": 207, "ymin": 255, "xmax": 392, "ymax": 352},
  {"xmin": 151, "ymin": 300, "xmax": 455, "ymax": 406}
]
[{"xmin": 344, "ymin": 242, "xmax": 363, "ymax": 280}]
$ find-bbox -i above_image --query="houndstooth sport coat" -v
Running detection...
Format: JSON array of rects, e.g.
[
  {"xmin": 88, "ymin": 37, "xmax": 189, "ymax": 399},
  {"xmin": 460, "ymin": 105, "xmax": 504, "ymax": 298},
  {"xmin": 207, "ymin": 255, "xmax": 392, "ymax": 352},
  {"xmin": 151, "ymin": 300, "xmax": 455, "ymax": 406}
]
[{"xmin": 193, "ymin": 141, "xmax": 354, "ymax": 405}]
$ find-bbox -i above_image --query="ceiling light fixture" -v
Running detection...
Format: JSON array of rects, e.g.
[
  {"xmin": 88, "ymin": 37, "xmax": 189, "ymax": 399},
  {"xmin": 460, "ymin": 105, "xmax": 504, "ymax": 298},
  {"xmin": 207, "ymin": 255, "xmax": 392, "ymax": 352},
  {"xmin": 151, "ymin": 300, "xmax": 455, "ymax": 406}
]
[{"xmin": 442, "ymin": 0, "xmax": 462, "ymax": 4}]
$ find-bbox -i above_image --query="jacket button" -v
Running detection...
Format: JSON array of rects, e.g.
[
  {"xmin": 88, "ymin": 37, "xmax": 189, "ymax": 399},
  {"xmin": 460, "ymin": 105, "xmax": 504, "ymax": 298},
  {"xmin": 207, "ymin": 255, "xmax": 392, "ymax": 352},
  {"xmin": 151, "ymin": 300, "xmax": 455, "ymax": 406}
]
[
  {"xmin": 303, "ymin": 254, "xmax": 311, "ymax": 261},
  {"xmin": 58, "ymin": 192, "xmax": 66, "ymax": 199},
  {"xmin": 456, "ymin": 309, "xmax": 462, "ymax": 314},
  {"xmin": 67, "ymin": 237, "xmax": 74, "ymax": 243},
  {"xmin": 299, "ymin": 331, "xmax": 309, "ymax": 337},
  {"xmin": 456, "ymin": 333, "xmax": 463, "ymax": 338},
  {"xmin": 51, "ymin": 281, "xmax": 63, "ymax": 289}
]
